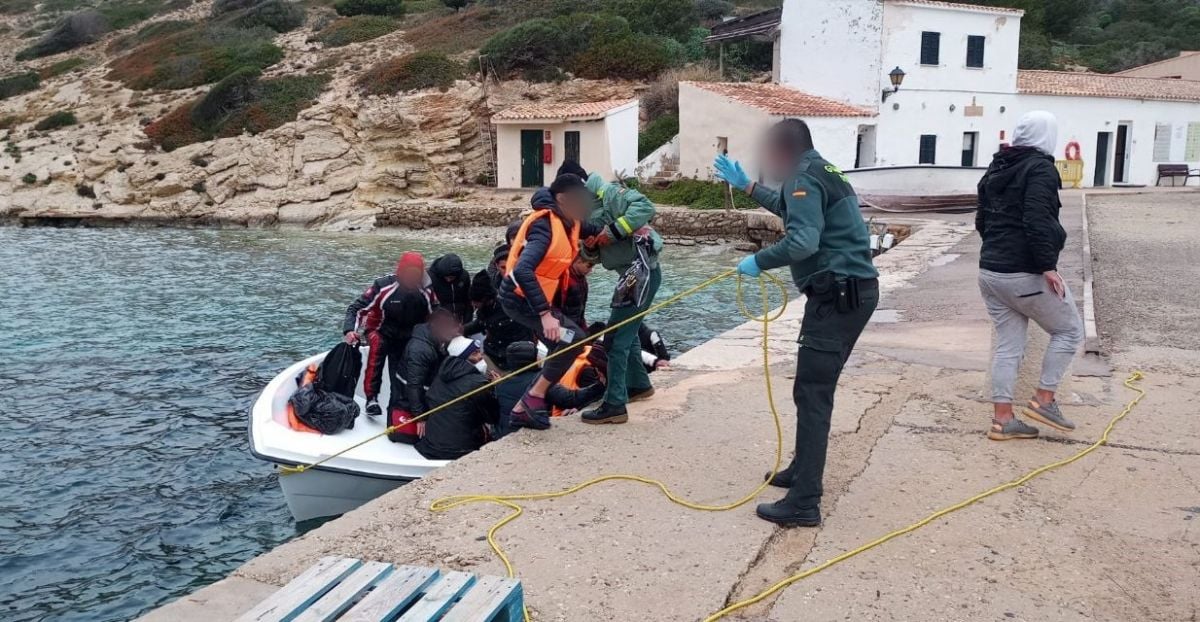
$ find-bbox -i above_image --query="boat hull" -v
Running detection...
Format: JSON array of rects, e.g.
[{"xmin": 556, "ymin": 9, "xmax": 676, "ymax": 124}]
[{"xmin": 276, "ymin": 466, "xmax": 409, "ymax": 522}]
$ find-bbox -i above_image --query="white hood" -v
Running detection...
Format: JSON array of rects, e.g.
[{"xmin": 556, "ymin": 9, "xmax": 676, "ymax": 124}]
[{"xmin": 1012, "ymin": 111, "xmax": 1058, "ymax": 156}]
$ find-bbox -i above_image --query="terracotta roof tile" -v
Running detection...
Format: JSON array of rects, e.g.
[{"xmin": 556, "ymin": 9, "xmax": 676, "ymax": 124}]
[
  {"xmin": 1018, "ymin": 70, "xmax": 1200, "ymax": 103},
  {"xmin": 686, "ymin": 82, "xmax": 874, "ymax": 117},
  {"xmin": 492, "ymin": 99, "xmax": 636, "ymax": 122},
  {"xmin": 886, "ymin": 0, "xmax": 1025, "ymax": 15}
]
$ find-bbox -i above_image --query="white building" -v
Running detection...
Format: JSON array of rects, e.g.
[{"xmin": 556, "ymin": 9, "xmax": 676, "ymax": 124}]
[
  {"xmin": 681, "ymin": 0, "xmax": 1200, "ymax": 189},
  {"xmin": 492, "ymin": 100, "xmax": 639, "ymax": 189}
]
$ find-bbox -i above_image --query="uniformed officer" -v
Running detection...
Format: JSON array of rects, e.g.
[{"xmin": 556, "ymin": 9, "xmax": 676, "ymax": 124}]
[{"xmin": 715, "ymin": 119, "xmax": 879, "ymax": 527}]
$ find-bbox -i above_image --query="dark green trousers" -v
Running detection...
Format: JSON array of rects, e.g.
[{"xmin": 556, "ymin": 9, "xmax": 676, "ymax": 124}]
[
  {"xmin": 603, "ymin": 267, "xmax": 662, "ymax": 406},
  {"xmin": 784, "ymin": 281, "xmax": 878, "ymax": 507}
]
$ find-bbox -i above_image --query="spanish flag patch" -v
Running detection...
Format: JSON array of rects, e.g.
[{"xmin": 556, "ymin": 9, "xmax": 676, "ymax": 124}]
[{"xmin": 792, "ymin": 190, "xmax": 808, "ymax": 198}]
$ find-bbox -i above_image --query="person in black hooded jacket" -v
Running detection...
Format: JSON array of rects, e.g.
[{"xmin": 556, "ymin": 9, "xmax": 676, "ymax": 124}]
[
  {"xmin": 416, "ymin": 337, "xmax": 499, "ymax": 460},
  {"xmin": 976, "ymin": 110, "xmax": 1083, "ymax": 443},
  {"xmin": 396, "ymin": 309, "xmax": 459, "ymax": 419},
  {"xmin": 464, "ymin": 270, "xmax": 532, "ymax": 369},
  {"xmin": 428, "ymin": 254, "xmax": 473, "ymax": 324}
]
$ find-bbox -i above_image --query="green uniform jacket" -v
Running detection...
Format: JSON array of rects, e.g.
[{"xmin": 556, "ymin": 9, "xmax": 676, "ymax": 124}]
[
  {"xmin": 584, "ymin": 173, "xmax": 664, "ymax": 271},
  {"xmin": 751, "ymin": 150, "xmax": 878, "ymax": 290}
]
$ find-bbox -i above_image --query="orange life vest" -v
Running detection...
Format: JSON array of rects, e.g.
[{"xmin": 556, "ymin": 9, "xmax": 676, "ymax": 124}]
[
  {"xmin": 552, "ymin": 346, "xmax": 592, "ymax": 418},
  {"xmin": 286, "ymin": 363, "xmax": 321, "ymax": 434},
  {"xmin": 506, "ymin": 209, "xmax": 581, "ymax": 306}
]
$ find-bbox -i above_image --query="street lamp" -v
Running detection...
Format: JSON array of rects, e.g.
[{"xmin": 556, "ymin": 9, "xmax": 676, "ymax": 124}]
[{"xmin": 882, "ymin": 66, "xmax": 906, "ymax": 102}]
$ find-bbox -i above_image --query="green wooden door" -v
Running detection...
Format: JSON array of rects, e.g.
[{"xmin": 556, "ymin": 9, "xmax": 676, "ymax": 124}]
[{"xmin": 520, "ymin": 130, "xmax": 544, "ymax": 188}]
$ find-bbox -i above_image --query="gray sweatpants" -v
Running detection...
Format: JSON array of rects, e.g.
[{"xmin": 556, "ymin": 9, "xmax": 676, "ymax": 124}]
[{"xmin": 978, "ymin": 269, "xmax": 1084, "ymax": 403}]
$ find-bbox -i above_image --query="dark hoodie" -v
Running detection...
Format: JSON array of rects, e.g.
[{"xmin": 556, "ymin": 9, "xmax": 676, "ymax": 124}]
[
  {"xmin": 415, "ymin": 356, "xmax": 499, "ymax": 461},
  {"xmin": 499, "ymin": 188, "xmax": 600, "ymax": 315},
  {"xmin": 976, "ymin": 146, "xmax": 1066, "ymax": 274},
  {"xmin": 429, "ymin": 254, "xmax": 473, "ymax": 324},
  {"xmin": 398, "ymin": 323, "xmax": 446, "ymax": 415}
]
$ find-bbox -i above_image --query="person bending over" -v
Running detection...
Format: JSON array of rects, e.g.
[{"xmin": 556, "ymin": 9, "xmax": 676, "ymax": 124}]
[
  {"xmin": 464, "ymin": 270, "xmax": 532, "ymax": 370},
  {"xmin": 342, "ymin": 251, "xmax": 432, "ymax": 419},
  {"xmin": 976, "ymin": 110, "xmax": 1083, "ymax": 441},
  {"xmin": 389, "ymin": 308, "xmax": 460, "ymax": 443},
  {"xmin": 428, "ymin": 253, "xmax": 473, "ymax": 324},
  {"xmin": 416, "ymin": 337, "xmax": 499, "ymax": 461},
  {"xmin": 499, "ymin": 174, "xmax": 602, "ymax": 430}
]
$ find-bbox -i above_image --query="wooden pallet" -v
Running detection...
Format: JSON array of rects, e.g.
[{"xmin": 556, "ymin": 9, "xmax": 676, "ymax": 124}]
[{"xmin": 235, "ymin": 557, "xmax": 523, "ymax": 622}]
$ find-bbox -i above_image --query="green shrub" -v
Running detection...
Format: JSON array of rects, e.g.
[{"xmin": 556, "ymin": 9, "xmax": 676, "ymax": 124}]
[
  {"xmin": 333, "ymin": 0, "xmax": 404, "ymax": 17},
  {"xmin": 219, "ymin": 0, "xmax": 306, "ymax": 32},
  {"xmin": 357, "ymin": 52, "xmax": 463, "ymax": 94},
  {"xmin": 108, "ymin": 19, "xmax": 193, "ymax": 52},
  {"xmin": 106, "ymin": 25, "xmax": 284, "ymax": 90},
  {"xmin": 635, "ymin": 177, "xmax": 757, "ymax": 210},
  {"xmin": 315, "ymin": 15, "xmax": 399, "ymax": 46},
  {"xmin": 573, "ymin": 32, "xmax": 674, "ymax": 80},
  {"xmin": 693, "ymin": 0, "xmax": 732, "ymax": 22},
  {"xmin": 481, "ymin": 13, "xmax": 630, "ymax": 80},
  {"xmin": 602, "ymin": 0, "xmax": 695, "ymax": 40},
  {"xmin": 38, "ymin": 56, "xmax": 87, "ymax": 79},
  {"xmin": 221, "ymin": 73, "xmax": 329, "ymax": 134},
  {"xmin": 637, "ymin": 113, "xmax": 676, "ymax": 160},
  {"xmin": 34, "ymin": 110, "xmax": 77, "ymax": 130},
  {"xmin": 98, "ymin": 0, "xmax": 174, "ymax": 30},
  {"xmin": 16, "ymin": 10, "xmax": 108, "ymax": 60},
  {"xmin": 441, "ymin": 0, "xmax": 466, "ymax": 9},
  {"xmin": 192, "ymin": 67, "xmax": 261, "ymax": 131},
  {"xmin": 212, "ymin": 0, "xmax": 262, "ymax": 15},
  {"xmin": 0, "ymin": 72, "xmax": 40, "ymax": 100},
  {"xmin": 0, "ymin": 0, "xmax": 35, "ymax": 14},
  {"xmin": 22, "ymin": 172, "xmax": 37, "ymax": 184}
]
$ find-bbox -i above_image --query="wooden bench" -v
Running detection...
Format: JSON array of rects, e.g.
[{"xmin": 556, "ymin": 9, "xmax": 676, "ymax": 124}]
[
  {"xmin": 235, "ymin": 557, "xmax": 524, "ymax": 622},
  {"xmin": 1156, "ymin": 164, "xmax": 1200, "ymax": 186}
]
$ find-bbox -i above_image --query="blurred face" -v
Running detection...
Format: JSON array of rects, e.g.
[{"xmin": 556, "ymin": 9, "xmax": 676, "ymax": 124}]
[
  {"xmin": 431, "ymin": 317, "xmax": 461, "ymax": 343},
  {"xmin": 396, "ymin": 266, "xmax": 423, "ymax": 289},
  {"xmin": 494, "ymin": 258, "xmax": 507, "ymax": 277},
  {"xmin": 556, "ymin": 188, "xmax": 592, "ymax": 221},
  {"xmin": 760, "ymin": 142, "xmax": 794, "ymax": 183},
  {"xmin": 572, "ymin": 257, "xmax": 593, "ymax": 277}
]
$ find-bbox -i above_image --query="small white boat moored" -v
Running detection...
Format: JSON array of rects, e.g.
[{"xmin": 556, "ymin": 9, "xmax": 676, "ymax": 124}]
[{"xmin": 249, "ymin": 351, "xmax": 450, "ymax": 522}]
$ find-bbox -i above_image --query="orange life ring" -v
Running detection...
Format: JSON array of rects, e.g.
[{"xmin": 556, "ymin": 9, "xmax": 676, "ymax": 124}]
[{"xmin": 1064, "ymin": 141, "xmax": 1082, "ymax": 161}]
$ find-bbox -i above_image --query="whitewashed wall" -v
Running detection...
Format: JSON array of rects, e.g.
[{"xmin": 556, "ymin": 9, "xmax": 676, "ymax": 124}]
[
  {"xmin": 778, "ymin": 0, "xmax": 883, "ymax": 110},
  {"xmin": 604, "ymin": 103, "xmax": 640, "ymax": 179},
  {"xmin": 880, "ymin": 2, "xmax": 1021, "ymax": 96},
  {"xmin": 495, "ymin": 120, "xmax": 610, "ymax": 189}
]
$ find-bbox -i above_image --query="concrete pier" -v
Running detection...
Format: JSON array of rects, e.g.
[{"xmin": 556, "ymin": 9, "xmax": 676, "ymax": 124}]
[{"xmin": 145, "ymin": 192, "xmax": 1200, "ymax": 622}]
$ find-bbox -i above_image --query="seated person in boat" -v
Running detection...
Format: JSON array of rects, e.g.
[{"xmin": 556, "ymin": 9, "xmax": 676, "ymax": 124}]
[
  {"xmin": 416, "ymin": 337, "xmax": 500, "ymax": 461},
  {"xmin": 486, "ymin": 243, "xmax": 509, "ymax": 291},
  {"xmin": 561, "ymin": 255, "xmax": 594, "ymax": 331},
  {"xmin": 464, "ymin": 270, "xmax": 532, "ymax": 371},
  {"xmin": 388, "ymin": 308, "xmax": 460, "ymax": 444},
  {"xmin": 547, "ymin": 343, "xmax": 607, "ymax": 418},
  {"xmin": 494, "ymin": 341, "xmax": 540, "ymax": 438},
  {"xmin": 428, "ymin": 253, "xmax": 474, "ymax": 325},
  {"xmin": 342, "ymin": 251, "xmax": 433, "ymax": 420}
]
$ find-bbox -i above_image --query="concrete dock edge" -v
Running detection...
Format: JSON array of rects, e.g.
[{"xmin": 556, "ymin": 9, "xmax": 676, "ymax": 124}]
[{"xmin": 1079, "ymin": 193, "xmax": 1101, "ymax": 354}]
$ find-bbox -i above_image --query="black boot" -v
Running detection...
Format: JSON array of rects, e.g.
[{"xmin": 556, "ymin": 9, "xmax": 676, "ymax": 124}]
[
  {"xmin": 764, "ymin": 464, "xmax": 795, "ymax": 488},
  {"xmin": 365, "ymin": 399, "xmax": 382, "ymax": 419},
  {"xmin": 755, "ymin": 499, "xmax": 821, "ymax": 527},
  {"xmin": 582, "ymin": 402, "xmax": 628, "ymax": 424}
]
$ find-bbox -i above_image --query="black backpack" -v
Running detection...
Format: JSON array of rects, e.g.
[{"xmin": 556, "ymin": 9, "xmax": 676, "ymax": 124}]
[{"xmin": 316, "ymin": 342, "xmax": 362, "ymax": 398}]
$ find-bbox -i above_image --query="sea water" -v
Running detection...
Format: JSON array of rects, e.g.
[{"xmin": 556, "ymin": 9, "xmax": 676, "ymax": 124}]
[{"xmin": 0, "ymin": 226, "xmax": 748, "ymax": 622}]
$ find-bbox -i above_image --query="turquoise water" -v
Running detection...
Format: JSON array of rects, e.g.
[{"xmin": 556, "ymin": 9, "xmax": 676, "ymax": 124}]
[{"xmin": 0, "ymin": 226, "xmax": 746, "ymax": 622}]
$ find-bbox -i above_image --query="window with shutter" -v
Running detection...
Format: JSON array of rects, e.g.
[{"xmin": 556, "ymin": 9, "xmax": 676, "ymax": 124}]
[
  {"xmin": 920, "ymin": 31, "xmax": 940, "ymax": 65},
  {"xmin": 966, "ymin": 35, "xmax": 985, "ymax": 68},
  {"xmin": 919, "ymin": 135, "xmax": 937, "ymax": 164},
  {"xmin": 1153, "ymin": 123, "xmax": 1173, "ymax": 162},
  {"xmin": 1186, "ymin": 123, "xmax": 1200, "ymax": 162}
]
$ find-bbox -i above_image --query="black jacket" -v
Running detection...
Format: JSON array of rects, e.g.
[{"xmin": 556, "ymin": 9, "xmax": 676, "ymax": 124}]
[
  {"xmin": 500, "ymin": 189, "xmax": 601, "ymax": 315},
  {"xmin": 976, "ymin": 146, "xmax": 1066, "ymax": 274},
  {"xmin": 342, "ymin": 275, "xmax": 432, "ymax": 341},
  {"xmin": 429, "ymin": 254, "xmax": 473, "ymax": 324},
  {"xmin": 399, "ymin": 323, "xmax": 445, "ymax": 414},
  {"xmin": 561, "ymin": 270, "xmax": 589, "ymax": 329},
  {"xmin": 464, "ymin": 299, "xmax": 533, "ymax": 367},
  {"xmin": 416, "ymin": 357, "xmax": 499, "ymax": 461}
]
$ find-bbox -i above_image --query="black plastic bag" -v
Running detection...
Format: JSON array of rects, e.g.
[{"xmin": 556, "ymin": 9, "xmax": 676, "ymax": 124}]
[
  {"xmin": 611, "ymin": 236, "xmax": 655, "ymax": 309},
  {"xmin": 316, "ymin": 342, "xmax": 361, "ymax": 397},
  {"xmin": 289, "ymin": 384, "xmax": 358, "ymax": 435}
]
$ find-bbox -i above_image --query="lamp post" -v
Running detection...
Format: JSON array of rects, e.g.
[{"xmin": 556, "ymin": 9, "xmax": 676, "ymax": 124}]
[{"xmin": 882, "ymin": 66, "xmax": 906, "ymax": 102}]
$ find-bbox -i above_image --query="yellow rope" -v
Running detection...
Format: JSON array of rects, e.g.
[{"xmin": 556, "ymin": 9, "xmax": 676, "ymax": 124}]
[{"xmin": 704, "ymin": 370, "xmax": 1147, "ymax": 621}]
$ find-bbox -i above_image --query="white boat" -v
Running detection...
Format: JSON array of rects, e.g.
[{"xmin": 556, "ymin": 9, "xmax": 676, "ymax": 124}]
[{"xmin": 248, "ymin": 351, "xmax": 449, "ymax": 522}]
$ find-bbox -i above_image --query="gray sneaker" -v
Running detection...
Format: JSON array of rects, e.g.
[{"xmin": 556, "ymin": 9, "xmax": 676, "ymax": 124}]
[
  {"xmin": 988, "ymin": 417, "xmax": 1039, "ymax": 441},
  {"xmin": 1023, "ymin": 398, "xmax": 1076, "ymax": 432}
]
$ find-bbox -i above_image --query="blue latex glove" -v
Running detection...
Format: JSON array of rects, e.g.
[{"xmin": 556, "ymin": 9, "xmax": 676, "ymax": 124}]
[
  {"xmin": 714, "ymin": 154, "xmax": 751, "ymax": 191},
  {"xmin": 737, "ymin": 254, "xmax": 762, "ymax": 278}
]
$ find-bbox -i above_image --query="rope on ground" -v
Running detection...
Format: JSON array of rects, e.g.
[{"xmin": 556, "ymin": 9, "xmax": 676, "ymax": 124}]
[
  {"xmin": 279, "ymin": 269, "xmax": 754, "ymax": 476},
  {"xmin": 429, "ymin": 272, "xmax": 792, "ymax": 622},
  {"xmin": 703, "ymin": 370, "xmax": 1147, "ymax": 622}
]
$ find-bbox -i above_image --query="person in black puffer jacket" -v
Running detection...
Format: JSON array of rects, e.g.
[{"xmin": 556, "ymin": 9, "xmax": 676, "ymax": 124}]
[
  {"xmin": 429, "ymin": 254, "xmax": 473, "ymax": 324},
  {"xmin": 389, "ymin": 309, "xmax": 460, "ymax": 443},
  {"xmin": 464, "ymin": 269, "xmax": 533, "ymax": 369},
  {"xmin": 976, "ymin": 110, "xmax": 1083, "ymax": 443},
  {"xmin": 416, "ymin": 337, "xmax": 499, "ymax": 460}
]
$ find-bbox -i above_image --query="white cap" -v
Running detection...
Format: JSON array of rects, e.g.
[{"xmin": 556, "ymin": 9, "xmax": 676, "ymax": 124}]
[{"xmin": 447, "ymin": 336, "xmax": 481, "ymax": 359}]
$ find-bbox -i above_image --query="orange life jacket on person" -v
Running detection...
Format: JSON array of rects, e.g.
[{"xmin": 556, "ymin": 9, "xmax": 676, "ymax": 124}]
[
  {"xmin": 552, "ymin": 346, "xmax": 592, "ymax": 418},
  {"xmin": 506, "ymin": 209, "xmax": 581, "ymax": 307},
  {"xmin": 286, "ymin": 363, "xmax": 321, "ymax": 434}
]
